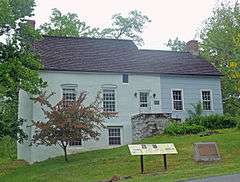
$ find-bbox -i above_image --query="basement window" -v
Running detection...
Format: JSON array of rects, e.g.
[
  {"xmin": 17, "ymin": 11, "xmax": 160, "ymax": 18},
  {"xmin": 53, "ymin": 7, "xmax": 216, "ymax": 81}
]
[
  {"xmin": 108, "ymin": 127, "xmax": 121, "ymax": 145},
  {"xmin": 69, "ymin": 140, "xmax": 82, "ymax": 146}
]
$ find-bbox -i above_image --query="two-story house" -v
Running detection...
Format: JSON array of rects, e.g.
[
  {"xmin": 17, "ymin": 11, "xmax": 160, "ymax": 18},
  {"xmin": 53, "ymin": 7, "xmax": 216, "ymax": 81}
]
[{"xmin": 17, "ymin": 36, "xmax": 223, "ymax": 163}]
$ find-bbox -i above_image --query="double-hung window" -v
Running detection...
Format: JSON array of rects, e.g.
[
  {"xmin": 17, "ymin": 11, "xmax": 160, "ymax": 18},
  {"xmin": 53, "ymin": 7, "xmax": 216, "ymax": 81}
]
[
  {"xmin": 108, "ymin": 127, "xmax": 121, "ymax": 145},
  {"xmin": 62, "ymin": 87, "xmax": 76, "ymax": 107},
  {"xmin": 201, "ymin": 90, "xmax": 212, "ymax": 111},
  {"xmin": 139, "ymin": 92, "xmax": 149, "ymax": 108},
  {"xmin": 103, "ymin": 89, "xmax": 116, "ymax": 112},
  {"xmin": 172, "ymin": 90, "xmax": 183, "ymax": 110}
]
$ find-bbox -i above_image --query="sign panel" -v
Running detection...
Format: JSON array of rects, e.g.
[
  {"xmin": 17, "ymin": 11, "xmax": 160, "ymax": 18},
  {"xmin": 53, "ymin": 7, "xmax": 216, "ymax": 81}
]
[
  {"xmin": 194, "ymin": 142, "xmax": 221, "ymax": 162},
  {"xmin": 128, "ymin": 143, "xmax": 178, "ymax": 155}
]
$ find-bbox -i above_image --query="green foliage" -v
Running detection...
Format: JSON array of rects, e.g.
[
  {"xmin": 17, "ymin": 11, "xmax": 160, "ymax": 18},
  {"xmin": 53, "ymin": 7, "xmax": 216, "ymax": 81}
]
[
  {"xmin": 0, "ymin": 0, "xmax": 46, "ymax": 141},
  {"xmin": 1, "ymin": 129, "xmax": 240, "ymax": 181},
  {"xmin": 237, "ymin": 121, "xmax": 240, "ymax": 130},
  {"xmin": 200, "ymin": 2, "xmax": 240, "ymax": 115},
  {"xmin": 99, "ymin": 10, "xmax": 151, "ymax": 46},
  {"xmin": 0, "ymin": 100, "xmax": 27, "ymax": 142},
  {"xmin": 39, "ymin": 8, "xmax": 99, "ymax": 37},
  {"xmin": 186, "ymin": 114, "xmax": 238, "ymax": 130},
  {"xmin": 223, "ymin": 96, "xmax": 240, "ymax": 116},
  {"xmin": 187, "ymin": 102, "xmax": 203, "ymax": 118},
  {"xmin": 164, "ymin": 122, "xmax": 206, "ymax": 136},
  {"xmin": 0, "ymin": 136, "xmax": 16, "ymax": 160},
  {"xmin": 40, "ymin": 9, "xmax": 151, "ymax": 46},
  {"xmin": 166, "ymin": 37, "xmax": 186, "ymax": 51},
  {"xmin": 165, "ymin": 114, "xmax": 239, "ymax": 136}
]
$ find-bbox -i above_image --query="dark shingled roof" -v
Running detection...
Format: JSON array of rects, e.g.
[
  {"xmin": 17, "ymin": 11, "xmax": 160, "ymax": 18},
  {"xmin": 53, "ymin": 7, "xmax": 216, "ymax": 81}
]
[{"xmin": 34, "ymin": 36, "xmax": 222, "ymax": 76}]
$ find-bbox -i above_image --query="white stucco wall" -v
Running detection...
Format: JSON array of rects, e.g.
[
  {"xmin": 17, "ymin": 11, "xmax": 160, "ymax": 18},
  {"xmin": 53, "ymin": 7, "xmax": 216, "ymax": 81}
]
[{"xmin": 17, "ymin": 71, "xmax": 223, "ymax": 163}]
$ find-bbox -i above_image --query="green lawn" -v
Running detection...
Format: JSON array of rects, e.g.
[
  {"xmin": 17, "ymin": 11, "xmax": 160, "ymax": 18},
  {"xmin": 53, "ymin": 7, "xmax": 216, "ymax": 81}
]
[{"xmin": 0, "ymin": 129, "xmax": 240, "ymax": 182}]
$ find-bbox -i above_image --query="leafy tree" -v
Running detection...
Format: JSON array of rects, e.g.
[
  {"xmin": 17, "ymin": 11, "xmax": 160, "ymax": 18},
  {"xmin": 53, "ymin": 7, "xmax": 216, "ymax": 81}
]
[
  {"xmin": 166, "ymin": 37, "xmax": 186, "ymax": 51},
  {"xmin": 187, "ymin": 102, "xmax": 203, "ymax": 118},
  {"xmin": 0, "ymin": 0, "xmax": 46, "ymax": 141},
  {"xmin": 200, "ymin": 1, "xmax": 240, "ymax": 116},
  {"xmin": 0, "ymin": 100, "xmax": 27, "ymax": 142},
  {"xmin": 99, "ymin": 10, "xmax": 151, "ymax": 46},
  {"xmin": 39, "ymin": 8, "xmax": 99, "ymax": 37},
  {"xmin": 31, "ymin": 91, "xmax": 115, "ymax": 162},
  {"xmin": 40, "ymin": 9, "xmax": 151, "ymax": 46}
]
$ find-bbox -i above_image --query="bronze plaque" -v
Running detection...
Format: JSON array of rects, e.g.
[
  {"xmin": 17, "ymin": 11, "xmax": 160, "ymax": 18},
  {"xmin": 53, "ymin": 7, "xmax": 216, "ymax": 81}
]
[{"xmin": 194, "ymin": 142, "xmax": 221, "ymax": 162}]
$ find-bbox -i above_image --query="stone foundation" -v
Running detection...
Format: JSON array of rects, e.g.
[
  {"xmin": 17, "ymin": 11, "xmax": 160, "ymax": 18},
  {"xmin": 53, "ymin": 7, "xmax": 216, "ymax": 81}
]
[{"xmin": 131, "ymin": 113, "xmax": 171, "ymax": 142}]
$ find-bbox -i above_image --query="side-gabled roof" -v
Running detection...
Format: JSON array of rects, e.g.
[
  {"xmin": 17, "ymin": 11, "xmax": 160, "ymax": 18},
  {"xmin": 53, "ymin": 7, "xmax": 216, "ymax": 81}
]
[{"xmin": 34, "ymin": 36, "xmax": 222, "ymax": 76}]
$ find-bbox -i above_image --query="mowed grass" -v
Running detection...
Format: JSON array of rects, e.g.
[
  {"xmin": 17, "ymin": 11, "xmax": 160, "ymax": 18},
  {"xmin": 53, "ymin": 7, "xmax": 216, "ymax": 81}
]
[{"xmin": 0, "ymin": 129, "xmax": 240, "ymax": 182}]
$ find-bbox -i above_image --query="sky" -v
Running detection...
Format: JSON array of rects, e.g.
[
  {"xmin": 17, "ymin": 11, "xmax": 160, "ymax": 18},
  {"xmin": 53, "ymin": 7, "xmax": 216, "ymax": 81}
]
[{"xmin": 34, "ymin": 0, "xmax": 224, "ymax": 50}]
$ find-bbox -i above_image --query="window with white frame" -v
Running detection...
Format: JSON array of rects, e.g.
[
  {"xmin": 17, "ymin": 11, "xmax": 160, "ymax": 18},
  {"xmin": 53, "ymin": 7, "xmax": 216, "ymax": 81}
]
[
  {"xmin": 172, "ymin": 90, "xmax": 183, "ymax": 110},
  {"xmin": 69, "ymin": 140, "xmax": 82, "ymax": 146},
  {"xmin": 108, "ymin": 127, "xmax": 121, "ymax": 145},
  {"xmin": 201, "ymin": 90, "xmax": 212, "ymax": 110},
  {"xmin": 62, "ymin": 87, "xmax": 76, "ymax": 107},
  {"xmin": 139, "ymin": 92, "xmax": 149, "ymax": 107},
  {"xmin": 103, "ymin": 89, "xmax": 116, "ymax": 112}
]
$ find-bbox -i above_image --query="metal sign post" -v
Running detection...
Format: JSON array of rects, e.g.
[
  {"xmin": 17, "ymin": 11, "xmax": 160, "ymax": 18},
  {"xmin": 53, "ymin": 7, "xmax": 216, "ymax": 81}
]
[
  {"xmin": 140, "ymin": 155, "xmax": 144, "ymax": 174},
  {"xmin": 163, "ymin": 154, "xmax": 167, "ymax": 170}
]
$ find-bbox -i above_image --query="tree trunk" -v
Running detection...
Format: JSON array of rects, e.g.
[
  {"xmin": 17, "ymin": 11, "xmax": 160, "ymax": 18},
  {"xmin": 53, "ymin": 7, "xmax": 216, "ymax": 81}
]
[{"xmin": 63, "ymin": 146, "xmax": 68, "ymax": 162}]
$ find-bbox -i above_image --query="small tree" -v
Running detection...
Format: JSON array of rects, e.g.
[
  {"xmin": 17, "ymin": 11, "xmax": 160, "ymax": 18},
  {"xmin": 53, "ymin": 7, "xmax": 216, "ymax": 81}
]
[
  {"xmin": 31, "ymin": 91, "xmax": 114, "ymax": 162},
  {"xmin": 187, "ymin": 102, "xmax": 203, "ymax": 118}
]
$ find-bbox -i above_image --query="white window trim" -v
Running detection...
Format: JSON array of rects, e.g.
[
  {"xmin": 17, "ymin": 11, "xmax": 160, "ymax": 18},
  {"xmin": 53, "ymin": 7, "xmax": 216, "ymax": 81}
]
[
  {"xmin": 108, "ymin": 126, "xmax": 123, "ymax": 146},
  {"xmin": 61, "ymin": 84, "xmax": 78, "ymax": 89},
  {"xmin": 171, "ymin": 89, "xmax": 184, "ymax": 111},
  {"xmin": 102, "ymin": 86, "xmax": 117, "ymax": 112},
  {"xmin": 61, "ymin": 84, "xmax": 78, "ymax": 108},
  {"xmin": 200, "ymin": 89, "xmax": 214, "ymax": 111}
]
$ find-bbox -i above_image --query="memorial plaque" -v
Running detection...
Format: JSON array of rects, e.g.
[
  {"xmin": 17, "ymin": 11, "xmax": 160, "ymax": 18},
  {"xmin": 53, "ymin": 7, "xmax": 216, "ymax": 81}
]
[
  {"xmin": 194, "ymin": 142, "xmax": 221, "ymax": 162},
  {"xmin": 128, "ymin": 143, "xmax": 178, "ymax": 155}
]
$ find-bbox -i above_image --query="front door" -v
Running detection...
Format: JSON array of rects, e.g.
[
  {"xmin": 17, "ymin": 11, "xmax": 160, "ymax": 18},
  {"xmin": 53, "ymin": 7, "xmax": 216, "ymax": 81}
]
[{"xmin": 139, "ymin": 91, "xmax": 150, "ymax": 113}]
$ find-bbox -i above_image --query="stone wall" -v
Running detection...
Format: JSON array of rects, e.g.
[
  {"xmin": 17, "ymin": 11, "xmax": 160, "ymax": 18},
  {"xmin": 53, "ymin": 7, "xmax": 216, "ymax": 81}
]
[{"xmin": 131, "ymin": 113, "xmax": 171, "ymax": 142}]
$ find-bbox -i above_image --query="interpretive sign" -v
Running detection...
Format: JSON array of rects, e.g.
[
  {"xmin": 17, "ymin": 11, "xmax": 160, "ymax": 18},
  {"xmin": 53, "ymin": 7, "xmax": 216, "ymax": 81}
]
[
  {"xmin": 194, "ymin": 142, "xmax": 221, "ymax": 162},
  {"xmin": 128, "ymin": 143, "xmax": 178, "ymax": 173},
  {"xmin": 128, "ymin": 143, "xmax": 178, "ymax": 155}
]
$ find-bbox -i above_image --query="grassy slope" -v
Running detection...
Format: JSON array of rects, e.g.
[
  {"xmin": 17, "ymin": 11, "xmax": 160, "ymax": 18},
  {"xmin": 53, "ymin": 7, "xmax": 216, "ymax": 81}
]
[{"xmin": 0, "ymin": 129, "xmax": 240, "ymax": 182}]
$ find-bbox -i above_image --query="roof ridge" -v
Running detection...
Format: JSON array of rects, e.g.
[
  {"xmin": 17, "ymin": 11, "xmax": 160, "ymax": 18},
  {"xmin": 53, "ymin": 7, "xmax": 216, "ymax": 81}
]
[
  {"xmin": 139, "ymin": 49, "xmax": 190, "ymax": 53},
  {"xmin": 42, "ymin": 35, "xmax": 134, "ymax": 42}
]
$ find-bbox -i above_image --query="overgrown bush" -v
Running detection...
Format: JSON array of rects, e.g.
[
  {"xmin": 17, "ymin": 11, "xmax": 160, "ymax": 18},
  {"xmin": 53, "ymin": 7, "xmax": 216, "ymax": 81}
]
[
  {"xmin": 236, "ymin": 116, "xmax": 240, "ymax": 130},
  {"xmin": 164, "ymin": 122, "xmax": 206, "ymax": 136},
  {"xmin": 0, "ymin": 136, "xmax": 17, "ymax": 160},
  {"xmin": 186, "ymin": 114, "xmax": 238, "ymax": 130}
]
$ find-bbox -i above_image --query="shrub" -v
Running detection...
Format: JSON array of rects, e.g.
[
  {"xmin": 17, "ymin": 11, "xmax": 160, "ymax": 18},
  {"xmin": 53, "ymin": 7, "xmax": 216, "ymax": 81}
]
[
  {"xmin": 237, "ymin": 121, "xmax": 240, "ymax": 130},
  {"xmin": 186, "ymin": 114, "xmax": 238, "ymax": 130},
  {"xmin": 236, "ymin": 116, "xmax": 240, "ymax": 130},
  {"xmin": 164, "ymin": 122, "xmax": 206, "ymax": 136},
  {"xmin": 187, "ymin": 102, "xmax": 203, "ymax": 118}
]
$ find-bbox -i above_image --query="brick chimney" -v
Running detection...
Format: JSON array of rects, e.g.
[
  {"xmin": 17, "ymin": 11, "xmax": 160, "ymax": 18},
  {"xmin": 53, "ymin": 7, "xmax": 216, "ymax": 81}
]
[
  {"xmin": 26, "ymin": 20, "xmax": 36, "ymax": 29},
  {"xmin": 186, "ymin": 40, "xmax": 199, "ymax": 56}
]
